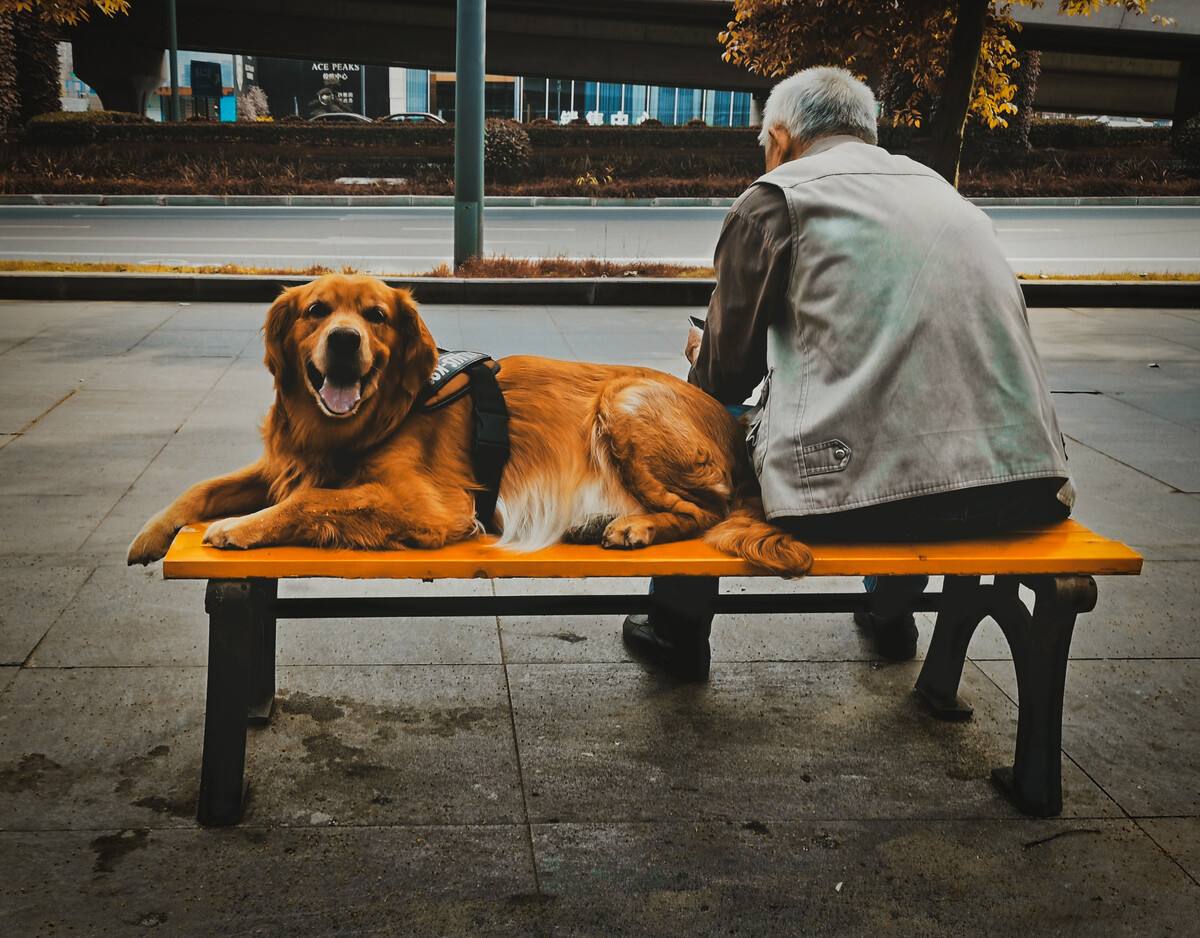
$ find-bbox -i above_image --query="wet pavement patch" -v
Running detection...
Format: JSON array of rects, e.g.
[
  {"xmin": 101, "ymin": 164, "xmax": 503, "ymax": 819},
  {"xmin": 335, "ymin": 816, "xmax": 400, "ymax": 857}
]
[
  {"xmin": 90, "ymin": 828, "xmax": 150, "ymax": 875},
  {"xmin": 0, "ymin": 752, "xmax": 67, "ymax": 795}
]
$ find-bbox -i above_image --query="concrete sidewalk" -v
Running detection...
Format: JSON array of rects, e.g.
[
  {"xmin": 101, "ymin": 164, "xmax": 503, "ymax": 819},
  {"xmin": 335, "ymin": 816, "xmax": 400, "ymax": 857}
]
[{"xmin": 0, "ymin": 300, "xmax": 1197, "ymax": 935}]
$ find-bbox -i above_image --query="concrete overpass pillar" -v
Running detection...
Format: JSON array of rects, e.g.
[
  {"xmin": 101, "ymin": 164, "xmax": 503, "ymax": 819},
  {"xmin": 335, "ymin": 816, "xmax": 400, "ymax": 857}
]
[
  {"xmin": 1175, "ymin": 58, "xmax": 1200, "ymax": 126},
  {"xmin": 71, "ymin": 38, "xmax": 163, "ymax": 114},
  {"xmin": 750, "ymin": 90, "xmax": 766, "ymax": 127},
  {"xmin": 67, "ymin": 4, "xmax": 165, "ymax": 115}
]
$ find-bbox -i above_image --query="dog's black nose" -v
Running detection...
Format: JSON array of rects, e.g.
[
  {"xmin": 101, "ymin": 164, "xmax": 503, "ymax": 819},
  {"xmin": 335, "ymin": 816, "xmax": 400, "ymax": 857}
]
[{"xmin": 327, "ymin": 328, "xmax": 361, "ymax": 357}]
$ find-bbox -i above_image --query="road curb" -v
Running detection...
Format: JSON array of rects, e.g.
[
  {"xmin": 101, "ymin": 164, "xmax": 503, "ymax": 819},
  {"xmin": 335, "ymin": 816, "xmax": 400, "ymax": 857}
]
[
  {"xmin": 1, "ymin": 194, "xmax": 1198, "ymax": 208},
  {"xmin": 2, "ymin": 272, "xmax": 1197, "ymax": 308}
]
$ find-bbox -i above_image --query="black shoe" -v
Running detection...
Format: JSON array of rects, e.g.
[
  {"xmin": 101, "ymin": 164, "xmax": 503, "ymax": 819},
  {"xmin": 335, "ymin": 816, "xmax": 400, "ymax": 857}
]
[
  {"xmin": 854, "ymin": 609, "xmax": 918, "ymax": 661},
  {"xmin": 622, "ymin": 614, "xmax": 711, "ymax": 682}
]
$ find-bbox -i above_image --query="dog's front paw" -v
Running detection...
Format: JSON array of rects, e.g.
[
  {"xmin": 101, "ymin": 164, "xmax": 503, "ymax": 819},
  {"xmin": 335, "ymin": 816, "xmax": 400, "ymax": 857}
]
[
  {"xmin": 601, "ymin": 517, "xmax": 656, "ymax": 549},
  {"xmin": 127, "ymin": 516, "xmax": 177, "ymax": 565},
  {"xmin": 203, "ymin": 516, "xmax": 261, "ymax": 550}
]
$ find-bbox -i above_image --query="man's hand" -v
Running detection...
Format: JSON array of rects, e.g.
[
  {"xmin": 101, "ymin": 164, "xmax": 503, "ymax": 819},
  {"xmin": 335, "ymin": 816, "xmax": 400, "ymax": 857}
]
[{"xmin": 684, "ymin": 324, "xmax": 703, "ymax": 366}]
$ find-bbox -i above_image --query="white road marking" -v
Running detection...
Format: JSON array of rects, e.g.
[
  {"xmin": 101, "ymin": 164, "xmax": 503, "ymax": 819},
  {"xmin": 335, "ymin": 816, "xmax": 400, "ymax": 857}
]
[
  {"xmin": 0, "ymin": 234, "xmax": 456, "ymax": 244},
  {"xmin": 0, "ymin": 224, "xmax": 91, "ymax": 229},
  {"xmin": 1007, "ymin": 257, "xmax": 1200, "ymax": 263},
  {"xmin": 995, "ymin": 227, "xmax": 1063, "ymax": 233}
]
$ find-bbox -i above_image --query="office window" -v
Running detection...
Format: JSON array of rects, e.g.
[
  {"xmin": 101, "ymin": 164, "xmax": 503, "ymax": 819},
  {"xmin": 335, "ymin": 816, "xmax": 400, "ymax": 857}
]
[{"xmin": 406, "ymin": 69, "xmax": 428, "ymax": 113}]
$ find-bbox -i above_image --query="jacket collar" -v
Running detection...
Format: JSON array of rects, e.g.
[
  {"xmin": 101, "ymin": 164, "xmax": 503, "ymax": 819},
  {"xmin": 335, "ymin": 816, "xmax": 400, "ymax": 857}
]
[{"xmin": 797, "ymin": 134, "xmax": 871, "ymax": 160}]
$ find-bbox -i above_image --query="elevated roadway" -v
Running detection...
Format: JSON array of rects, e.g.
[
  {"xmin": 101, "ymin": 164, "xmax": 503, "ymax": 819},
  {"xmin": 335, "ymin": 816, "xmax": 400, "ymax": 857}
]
[{"xmin": 67, "ymin": 1, "xmax": 1200, "ymax": 120}]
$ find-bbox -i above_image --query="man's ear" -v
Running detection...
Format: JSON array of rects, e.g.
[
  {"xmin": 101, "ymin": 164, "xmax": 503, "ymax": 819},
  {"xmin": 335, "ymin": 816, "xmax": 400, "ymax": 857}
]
[{"xmin": 263, "ymin": 288, "xmax": 297, "ymax": 384}]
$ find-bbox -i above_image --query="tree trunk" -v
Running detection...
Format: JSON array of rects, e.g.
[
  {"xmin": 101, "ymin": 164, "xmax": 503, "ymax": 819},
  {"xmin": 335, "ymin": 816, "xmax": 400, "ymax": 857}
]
[
  {"xmin": 14, "ymin": 11, "xmax": 61, "ymax": 123},
  {"xmin": 0, "ymin": 14, "xmax": 19, "ymax": 131},
  {"xmin": 925, "ymin": 0, "xmax": 990, "ymax": 187}
]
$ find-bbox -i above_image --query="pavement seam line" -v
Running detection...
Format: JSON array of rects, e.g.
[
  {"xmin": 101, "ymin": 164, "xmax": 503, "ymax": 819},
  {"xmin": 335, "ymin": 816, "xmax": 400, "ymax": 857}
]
[
  {"xmin": 123, "ymin": 305, "xmax": 188, "ymax": 355},
  {"xmin": 1064, "ymin": 434, "xmax": 1191, "ymax": 498},
  {"xmin": 12, "ymin": 387, "xmax": 78, "ymax": 437},
  {"xmin": 0, "ymin": 815, "xmax": 1149, "ymax": 836},
  {"xmin": 1131, "ymin": 817, "xmax": 1200, "ymax": 889},
  {"xmin": 966, "ymin": 656, "xmax": 1130, "ymax": 819},
  {"xmin": 495, "ymin": 582, "xmax": 543, "ymax": 895},
  {"xmin": 18, "ymin": 564, "xmax": 100, "ymax": 670},
  {"xmin": 79, "ymin": 353, "xmax": 242, "ymax": 550}
]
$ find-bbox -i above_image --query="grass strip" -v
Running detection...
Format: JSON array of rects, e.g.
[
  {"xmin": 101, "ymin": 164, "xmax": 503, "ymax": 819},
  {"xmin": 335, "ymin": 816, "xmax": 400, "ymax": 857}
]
[{"xmin": 0, "ymin": 258, "xmax": 1197, "ymax": 282}]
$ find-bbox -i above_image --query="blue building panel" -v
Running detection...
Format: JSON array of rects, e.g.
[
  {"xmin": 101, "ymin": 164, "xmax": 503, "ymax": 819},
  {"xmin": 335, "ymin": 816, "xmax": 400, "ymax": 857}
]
[{"xmin": 406, "ymin": 69, "xmax": 428, "ymax": 113}]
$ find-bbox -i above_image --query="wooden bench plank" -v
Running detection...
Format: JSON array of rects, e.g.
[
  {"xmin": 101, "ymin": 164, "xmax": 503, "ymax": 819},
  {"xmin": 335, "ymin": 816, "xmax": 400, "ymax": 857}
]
[{"xmin": 163, "ymin": 519, "xmax": 1143, "ymax": 580}]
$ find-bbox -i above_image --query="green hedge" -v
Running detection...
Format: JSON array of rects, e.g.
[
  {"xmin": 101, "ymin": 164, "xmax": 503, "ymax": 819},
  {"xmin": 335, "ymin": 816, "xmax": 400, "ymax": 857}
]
[
  {"xmin": 9, "ymin": 115, "xmax": 1179, "ymax": 189},
  {"xmin": 1028, "ymin": 119, "xmax": 1170, "ymax": 149},
  {"xmin": 23, "ymin": 112, "xmax": 1171, "ymax": 152},
  {"xmin": 24, "ymin": 116, "xmax": 454, "ymax": 148}
]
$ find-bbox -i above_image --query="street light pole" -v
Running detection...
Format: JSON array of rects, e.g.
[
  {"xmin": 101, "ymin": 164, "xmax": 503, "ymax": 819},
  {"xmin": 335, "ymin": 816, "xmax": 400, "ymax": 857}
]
[
  {"xmin": 167, "ymin": 0, "xmax": 181, "ymax": 121},
  {"xmin": 453, "ymin": 0, "xmax": 485, "ymax": 268}
]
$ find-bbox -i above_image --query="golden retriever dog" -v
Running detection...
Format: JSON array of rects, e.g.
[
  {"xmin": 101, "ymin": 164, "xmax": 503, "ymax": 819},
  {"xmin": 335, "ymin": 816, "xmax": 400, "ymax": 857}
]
[{"xmin": 127, "ymin": 274, "xmax": 812, "ymax": 574}]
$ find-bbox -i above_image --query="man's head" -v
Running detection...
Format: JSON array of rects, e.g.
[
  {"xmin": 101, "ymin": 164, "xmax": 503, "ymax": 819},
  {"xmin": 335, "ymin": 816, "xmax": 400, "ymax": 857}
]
[{"xmin": 758, "ymin": 67, "xmax": 878, "ymax": 171}]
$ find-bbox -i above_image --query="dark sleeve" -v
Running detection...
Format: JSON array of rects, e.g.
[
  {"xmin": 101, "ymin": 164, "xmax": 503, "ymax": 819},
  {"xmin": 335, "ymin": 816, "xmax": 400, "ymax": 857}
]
[{"xmin": 687, "ymin": 184, "xmax": 791, "ymax": 405}]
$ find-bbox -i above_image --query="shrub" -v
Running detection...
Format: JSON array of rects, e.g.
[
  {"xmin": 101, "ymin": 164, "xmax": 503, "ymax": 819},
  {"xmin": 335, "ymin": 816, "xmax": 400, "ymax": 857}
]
[
  {"xmin": 28, "ymin": 109, "xmax": 149, "ymax": 124},
  {"xmin": 237, "ymin": 84, "xmax": 270, "ymax": 121},
  {"xmin": 1172, "ymin": 115, "xmax": 1200, "ymax": 172},
  {"xmin": 640, "ymin": 118, "xmax": 663, "ymax": 127},
  {"xmin": 25, "ymin": 108, "xmax": 148, "ymax": 141},
  {"xmin": 483, "ymin": 117, "xmax": 531, "ymax": 179},
  {"xmin": 1028, "ymin": 118, "xmax": 1168, "ymax": 150},
  {"xmin": 528, "ymin": 117, "xmax": 555, "ymax": 127},
  {"xmin": 685, "ymin": 117, "xmax": 707, "ymax": 127}
]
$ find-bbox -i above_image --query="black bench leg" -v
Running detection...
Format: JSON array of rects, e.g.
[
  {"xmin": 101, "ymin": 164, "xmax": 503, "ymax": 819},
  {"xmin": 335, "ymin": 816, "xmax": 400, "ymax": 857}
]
[
  {"xmin": 197, "ymin": 578, "xmax": 269, "ymax": 827},
  {"xmin": 989, "ymin": 574, "xmax": 1097, "ymax": 818},
  {"xmin": 914, "ymin": 575, "xmax": 988, "ymax": 721},
  {"xmin": 246, "ymin": 578, "xmax": 277, "ymax": 726}
]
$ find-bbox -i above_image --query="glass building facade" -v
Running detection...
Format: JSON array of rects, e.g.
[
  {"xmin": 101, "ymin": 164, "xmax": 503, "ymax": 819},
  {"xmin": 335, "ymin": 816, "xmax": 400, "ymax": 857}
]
[
  {"xmin": 423, "ymin": 70, "xmax": 754, "ymax": 126},
  {"xmin": 119, "ymin": 50, "xmax": 756, "ymax": 126}
]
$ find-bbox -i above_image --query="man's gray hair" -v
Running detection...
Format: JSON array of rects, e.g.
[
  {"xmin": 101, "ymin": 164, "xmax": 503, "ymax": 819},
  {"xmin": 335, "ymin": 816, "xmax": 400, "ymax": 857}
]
[{"xmin": 757, "ymin": 66, "xmax": 878, "ymax": 148}]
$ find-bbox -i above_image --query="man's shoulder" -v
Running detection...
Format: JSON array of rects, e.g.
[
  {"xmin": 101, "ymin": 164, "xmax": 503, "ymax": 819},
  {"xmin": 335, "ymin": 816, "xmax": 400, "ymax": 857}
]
[
  {"xmin": 729, "ymin": 183, "xmax": 790, "ymax": 245},
  {"xmin": 759, "ymin": 141, "xmax": 949, "ymax": 189}
]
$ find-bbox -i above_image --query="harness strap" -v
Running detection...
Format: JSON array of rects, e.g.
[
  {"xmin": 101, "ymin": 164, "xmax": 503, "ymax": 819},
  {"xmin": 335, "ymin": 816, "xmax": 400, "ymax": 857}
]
[
  {"xmin": 466, "ymin": 360, "xmax": 510, "ymax": 530},
  {"xmin": 417, "ymin": 349, "xmax": 492, "ymax": 411}
]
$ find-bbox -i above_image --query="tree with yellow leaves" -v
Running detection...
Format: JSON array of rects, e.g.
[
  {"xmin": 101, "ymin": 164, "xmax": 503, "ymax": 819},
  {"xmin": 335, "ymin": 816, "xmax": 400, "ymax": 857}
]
[
  {"xmin": 0, "ymin": 1, "xmax": 130, "ymax": 127},
  {"xmin": 0, "ymin": 1, "xmax": 129, "ymax": 25},
  {"xmin": 720, "ymin": 0, "xmax": 1169, "ymax": 186}
]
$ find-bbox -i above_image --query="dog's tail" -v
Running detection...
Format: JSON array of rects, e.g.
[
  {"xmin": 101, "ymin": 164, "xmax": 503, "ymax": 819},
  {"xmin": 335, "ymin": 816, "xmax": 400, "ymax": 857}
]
[{"xmin": 704, "ymin": 495, "xmax": 813, "ymax": 577}]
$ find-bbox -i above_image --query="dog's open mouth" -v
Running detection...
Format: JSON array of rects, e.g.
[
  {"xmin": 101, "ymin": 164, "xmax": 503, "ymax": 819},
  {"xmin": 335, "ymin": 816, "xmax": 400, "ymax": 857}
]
[{"xmin": 305, "ymin": 360, "xmax": 377, "ymax": 418}]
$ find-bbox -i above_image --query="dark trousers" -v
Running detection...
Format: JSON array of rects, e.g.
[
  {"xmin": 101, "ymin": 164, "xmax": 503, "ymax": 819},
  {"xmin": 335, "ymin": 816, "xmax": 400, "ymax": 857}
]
[{"xmin": 648, "ymin": 478, "xmax": 1070, "ymax": 634}]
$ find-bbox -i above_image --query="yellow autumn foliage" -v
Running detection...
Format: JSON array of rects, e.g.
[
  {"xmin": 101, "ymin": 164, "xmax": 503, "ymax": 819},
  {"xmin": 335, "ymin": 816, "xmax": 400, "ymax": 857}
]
[
  {"xmin": 720, "ymin": 0, "xmax": 1165, "ymax": 130},
  {"xmin": 0, "ymin": 1, "xmax": 130, "ymax": 26}
]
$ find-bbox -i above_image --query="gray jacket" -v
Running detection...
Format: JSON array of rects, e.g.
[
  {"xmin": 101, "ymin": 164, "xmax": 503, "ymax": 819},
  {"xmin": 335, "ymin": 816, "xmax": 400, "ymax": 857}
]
[{"xmin": 691, "ymin": 135, "xmax": 1071, "ymax": 519}]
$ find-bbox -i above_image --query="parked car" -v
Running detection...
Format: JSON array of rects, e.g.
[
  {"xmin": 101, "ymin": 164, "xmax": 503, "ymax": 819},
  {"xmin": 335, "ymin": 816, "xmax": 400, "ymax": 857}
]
[
  {"xmin": 309, "ymin": 112, "xmax": 373, "ymax": 124},
  {"xmin": 376, "ymin": 112, "xmax": 447, "ymax": 125},
  {"xmin": 1093, "ymin": 115, "xmax": 1154, "ymax": 128}
]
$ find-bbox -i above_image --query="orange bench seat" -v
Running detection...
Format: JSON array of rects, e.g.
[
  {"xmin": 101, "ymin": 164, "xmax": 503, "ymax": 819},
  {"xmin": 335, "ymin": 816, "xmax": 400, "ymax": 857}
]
[{"xmin": 163, "ymin": 519, "xmax": 1142, "ymax": 580}]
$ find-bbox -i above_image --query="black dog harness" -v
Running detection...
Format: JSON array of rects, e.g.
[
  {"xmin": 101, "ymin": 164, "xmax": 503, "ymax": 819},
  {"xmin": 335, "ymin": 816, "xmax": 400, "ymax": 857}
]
[{"xmin": 415, "ymin": 350, "xmax": 510, "ymax": 530}]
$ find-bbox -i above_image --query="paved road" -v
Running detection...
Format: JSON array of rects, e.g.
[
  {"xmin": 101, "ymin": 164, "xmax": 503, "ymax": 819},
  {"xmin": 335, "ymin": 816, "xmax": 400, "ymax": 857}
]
[{"xmin": 1, "ymin": 204, "xmax": 1198, "ymax": 275}]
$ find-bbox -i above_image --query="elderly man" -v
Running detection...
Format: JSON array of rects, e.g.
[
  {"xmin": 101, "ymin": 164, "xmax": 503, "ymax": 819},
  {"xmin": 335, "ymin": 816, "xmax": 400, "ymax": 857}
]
[{"xmin": 624, "ymin": 66, "xmax": 1072, "ymax": 681}]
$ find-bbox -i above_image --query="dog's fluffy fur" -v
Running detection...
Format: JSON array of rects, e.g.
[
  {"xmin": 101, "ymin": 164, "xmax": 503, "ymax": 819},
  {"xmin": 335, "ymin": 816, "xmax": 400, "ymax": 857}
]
[{"xmin": 127, "ymin": 274, "xmax": 812, "ymax": 575}]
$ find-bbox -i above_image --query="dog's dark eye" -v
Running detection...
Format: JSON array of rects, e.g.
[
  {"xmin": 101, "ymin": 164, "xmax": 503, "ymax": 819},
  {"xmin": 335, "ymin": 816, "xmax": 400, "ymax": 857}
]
[
  {"xmin": 363, "ymin": 306, "xmax": 388, "ymax": 325},
  {"xmin": 305, "ymin": 301, "xmax": 331, "ymax": 319}
]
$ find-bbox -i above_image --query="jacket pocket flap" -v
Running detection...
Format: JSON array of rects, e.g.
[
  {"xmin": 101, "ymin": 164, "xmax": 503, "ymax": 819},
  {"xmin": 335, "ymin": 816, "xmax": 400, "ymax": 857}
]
[{"xmin": 800, "ymin": 438, "xmax": 852, "ymax": 476}]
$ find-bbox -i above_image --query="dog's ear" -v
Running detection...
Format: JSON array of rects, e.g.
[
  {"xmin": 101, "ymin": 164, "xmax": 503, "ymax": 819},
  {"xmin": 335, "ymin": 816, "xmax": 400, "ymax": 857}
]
[
  {"xmin": 392, "ymin": 288, "xmax": 438, "ymax": 391},
  {"xmin": 263, "ymin": 287, "xmax": 297, "ymax": 384}
]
